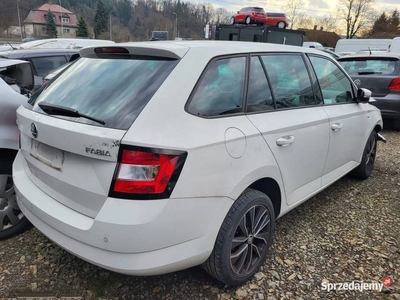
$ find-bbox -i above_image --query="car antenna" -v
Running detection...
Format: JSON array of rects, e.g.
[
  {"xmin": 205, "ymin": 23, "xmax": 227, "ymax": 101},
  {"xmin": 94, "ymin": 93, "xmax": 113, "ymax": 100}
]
[
  {"xmin": 5, "ymin": 40, "xmax": 17, "ymax": 50},
  {"xmin": 368, "ymin": 47, "xmax": 372, "ymax": 56}
]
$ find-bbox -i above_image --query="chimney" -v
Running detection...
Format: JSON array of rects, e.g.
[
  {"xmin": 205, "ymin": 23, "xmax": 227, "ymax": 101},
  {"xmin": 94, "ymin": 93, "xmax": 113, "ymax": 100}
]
[
  {"xmin": 313, "ymin": 25, "xmax": 317, "ymax": 30},
  {"xmin": 320, "ymin": 26, "xmax": 323, "ymax": 31}
]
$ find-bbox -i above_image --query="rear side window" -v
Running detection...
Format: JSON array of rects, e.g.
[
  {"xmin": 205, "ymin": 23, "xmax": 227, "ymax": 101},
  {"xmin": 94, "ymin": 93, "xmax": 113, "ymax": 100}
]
[
  {"xmin": 260, "ymin": 54, "xmax": 317, "ymax": 108},
  {"xmin": 29, "ymin": 57, "xmax": 178, "ymax": 130},
  {"xmin": 339, "ymin": 58, "xmax": 399, "ymax": 75},
  {"xmin": 30, "ymin": 56, "xmax": 68, "ymax": 76},
  {"xmin": 187, "ymin": 57, "xmax": 246, "ymax": 117},
  {"xmin": 310, "ymin": 55, "xmax": 355, "ymax": 105}
]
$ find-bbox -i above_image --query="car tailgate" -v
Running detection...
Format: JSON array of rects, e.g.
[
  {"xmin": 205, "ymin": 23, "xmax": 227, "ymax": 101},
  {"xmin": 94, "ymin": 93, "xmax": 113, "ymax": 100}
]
[{"xmin": 17, "ymin": 106, "xmax": 125, "ymax": 218}]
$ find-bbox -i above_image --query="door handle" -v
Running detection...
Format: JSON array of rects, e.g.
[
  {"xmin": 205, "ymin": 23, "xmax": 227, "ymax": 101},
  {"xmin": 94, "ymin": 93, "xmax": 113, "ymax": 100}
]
[
  {"xmin": 276, "ymin": 135, "xmax": 295, "ymax": 147},
  {"xmin": 331, "ymin": 123, "xmax": 343, "ymax": 131}
]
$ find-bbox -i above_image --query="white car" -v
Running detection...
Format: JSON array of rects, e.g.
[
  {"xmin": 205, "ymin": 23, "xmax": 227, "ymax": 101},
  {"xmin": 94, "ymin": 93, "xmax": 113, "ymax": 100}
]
[
  {"xmin": 13, "ymin": 41, "xmax": 384, "ymax": 285},
  {"xmin": 0, "ymin": 58, "xmax": 33, "ymax": 239}
]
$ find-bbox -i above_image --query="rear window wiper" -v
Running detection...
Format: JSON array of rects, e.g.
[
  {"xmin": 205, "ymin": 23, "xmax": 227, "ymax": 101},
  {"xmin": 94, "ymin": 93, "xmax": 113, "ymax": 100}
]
[
  {"xmin": 38, "ymin": 102, "xmax": 106, "ymax": 125},
  {"xmin": 358, "ymin": 71, "xmax": 382, "ymax": 75}
]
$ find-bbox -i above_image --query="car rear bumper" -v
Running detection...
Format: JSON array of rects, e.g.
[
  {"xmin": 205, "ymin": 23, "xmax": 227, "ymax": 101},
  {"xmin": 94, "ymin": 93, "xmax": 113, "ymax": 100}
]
[
  {"xmin": 372, "ymin": 94, "xmax": 400, "ymax": 119},
  {"xmin": 13, "ymin": 151, "xmax": 234, "ymax": 275}
]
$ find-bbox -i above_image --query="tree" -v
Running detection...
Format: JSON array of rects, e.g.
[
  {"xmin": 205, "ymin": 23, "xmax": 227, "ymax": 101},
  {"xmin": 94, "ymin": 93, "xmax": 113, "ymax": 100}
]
[
  {"xmin": 284, "ymin": 0, "xmax": 304, "ymax": 29},
  {"xmin": 76, "ymin": 16, "xmax": 89, "ymax": 37},
  {"xmin": 368, "ymin": 9, "xmax": 400, "ymax": 38},
  {"xmin": 338, "ymin": 0, "xmax": 375, "ymax": 39},
  {"xmin": 94, "ymin": 0, "xmax": 108, "ymax": 38},
  {"xmin": 45, "ymin": 9, "xmax": 58, "ymax": 38}
]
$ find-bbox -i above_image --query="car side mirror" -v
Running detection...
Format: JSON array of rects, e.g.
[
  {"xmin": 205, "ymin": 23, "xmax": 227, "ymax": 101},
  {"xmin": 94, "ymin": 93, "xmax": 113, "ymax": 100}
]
[
  {"xmin": 237, "ymin": 11, "xmax": 240, "ymax": 13},
  {"xmin": 356, "ymin": 88, "xmax": 371, "ymax": 102}
]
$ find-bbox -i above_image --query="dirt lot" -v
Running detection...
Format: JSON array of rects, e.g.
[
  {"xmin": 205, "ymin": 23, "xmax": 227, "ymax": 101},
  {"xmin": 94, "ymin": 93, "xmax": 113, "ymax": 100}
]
[{"xmin": 0, "ymin": 129, "xmax": 399, "ymax": 300}]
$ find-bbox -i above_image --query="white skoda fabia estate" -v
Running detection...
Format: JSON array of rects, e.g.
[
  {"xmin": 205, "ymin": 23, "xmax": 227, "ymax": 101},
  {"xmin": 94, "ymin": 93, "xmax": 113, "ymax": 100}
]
[{"xmin": 13, "ymin": 41, "xmax": 384, "ymax": 285}]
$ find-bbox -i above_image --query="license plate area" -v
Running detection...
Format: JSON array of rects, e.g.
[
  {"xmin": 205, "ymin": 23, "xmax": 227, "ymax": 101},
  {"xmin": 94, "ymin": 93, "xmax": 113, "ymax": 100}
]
[{"xmin": 30, "ymin": 139, "xmax": 64, "ymax": 171}]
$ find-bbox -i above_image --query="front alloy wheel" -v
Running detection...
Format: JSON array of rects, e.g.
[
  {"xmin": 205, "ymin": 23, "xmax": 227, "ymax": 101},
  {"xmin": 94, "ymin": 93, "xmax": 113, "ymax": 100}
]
[
  {"xmin": 0, "ymin": 175, "xmax": 30, "ymax": 240},
  {"xmin": 350, "ymin": 130, "xmax": 377, "ymax": 179}
]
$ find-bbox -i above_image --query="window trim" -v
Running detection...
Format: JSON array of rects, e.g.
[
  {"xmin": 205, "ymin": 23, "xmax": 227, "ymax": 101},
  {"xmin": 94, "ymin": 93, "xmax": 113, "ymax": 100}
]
[{"xmin": 185, "ymin": 54, "xmax": 249, "ymax": 119}]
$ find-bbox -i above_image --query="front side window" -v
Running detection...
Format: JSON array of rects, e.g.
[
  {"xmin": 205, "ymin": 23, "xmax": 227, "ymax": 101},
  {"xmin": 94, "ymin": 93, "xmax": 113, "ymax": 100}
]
[
  {"xmin": 260, "ymin": 54, "xmax": 317, "ymax": 108},
  {"xmin": 309, "ymin": 55, "xmax": 355, "ymax": 105},
  {"xmin": 30, "ymin": 56, "xmax": 68, "ymax": 76},
  {"xmin": 29, "ymin": 57, "xmax": 178, "ymax": 129},
  {"xmin": 187, "ymin": 56, "xmax": 246, "ymax": 117}
]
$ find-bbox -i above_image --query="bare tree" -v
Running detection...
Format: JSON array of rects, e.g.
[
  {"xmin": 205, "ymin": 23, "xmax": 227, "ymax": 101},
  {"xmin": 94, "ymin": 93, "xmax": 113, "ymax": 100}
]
[
  {"xmin": 293, "ymin": 13, "xmax": 313, "ymax": 29},
  {"xmin": 315, "ymin": 14, "xmax": 339, "ymax": 31},
  {"xmin": 338, "ymin": 0, "xmax": 375, "ymax": 38},
  {"xmin": 284, "ymin": 0, "xmax": 305, "ymax": 29},
  {"xmin": 213, "ymin": 7, "xmax": 231, "ymax": 24}
]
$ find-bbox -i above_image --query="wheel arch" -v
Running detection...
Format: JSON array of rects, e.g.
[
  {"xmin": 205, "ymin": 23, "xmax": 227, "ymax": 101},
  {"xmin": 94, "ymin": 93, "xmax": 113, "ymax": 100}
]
[{"xmin": 247, "ymin": 177, "xmax": 282, "ymax": 219}]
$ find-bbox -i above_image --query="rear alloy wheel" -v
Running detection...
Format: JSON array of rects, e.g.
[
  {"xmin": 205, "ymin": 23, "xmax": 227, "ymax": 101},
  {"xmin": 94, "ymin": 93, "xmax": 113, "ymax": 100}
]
[
  {"xmin": 277, "ymin": 21, "xmax": 286, "ymax": 28},
  {"xmin": 350, "ymin": 130, "xmax": 377, "ymax": 179},
  {"xmin": 230, "ymin": 16, "xmax": 235, "ymax": 25},
  {"xmin": 245, "ymin": 16, "xmax": 251, "ymax": 25},
  {"xmin": 202, "ymin": 189, "xmax": 275, "ymax": 285},
  {"xmin": 0, "ymin": 175, "xmax": 31, "ymax": 240}
]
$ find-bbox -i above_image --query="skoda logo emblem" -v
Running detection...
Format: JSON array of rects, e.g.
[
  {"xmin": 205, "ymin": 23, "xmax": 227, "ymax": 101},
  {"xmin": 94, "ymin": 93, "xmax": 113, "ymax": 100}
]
[
  {"xmin": 31, "ymin": 123, "xmax": 38, "ymax": 138},
  {"xmin": 354, "ymin": 79, "xmax": 361, "ymax": 86}
]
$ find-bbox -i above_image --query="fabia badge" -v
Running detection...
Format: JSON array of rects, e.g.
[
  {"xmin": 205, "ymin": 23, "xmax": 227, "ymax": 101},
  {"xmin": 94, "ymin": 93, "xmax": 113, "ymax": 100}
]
[
  {"xmin": 31, "ymin": 123, "xmax": 38, "ymax": 138},
  {"xmin": 354, "ymin": 79, "xmax": 361, "ymax": 86}
]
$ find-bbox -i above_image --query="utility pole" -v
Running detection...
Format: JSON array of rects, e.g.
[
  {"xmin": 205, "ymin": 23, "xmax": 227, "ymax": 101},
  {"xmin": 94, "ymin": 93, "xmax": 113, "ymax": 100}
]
[
  {"xmin": 109, "ymin": 11, "xmax": 113, "ymax": 40},
  {"xmin": 172, "ymin": 12, "xmax": 177, "ymax": 40},
  {"xmin": 17, "ymin": 0, "xmax": 23, "ymax": 40},
  {"xmin": 59, "ymin": 0, "xmax": 63, "ymax": 37}
]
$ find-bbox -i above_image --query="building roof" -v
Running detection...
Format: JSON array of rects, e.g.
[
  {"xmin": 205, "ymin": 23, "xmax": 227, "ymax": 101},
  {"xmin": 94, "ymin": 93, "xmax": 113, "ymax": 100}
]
[{"xmin": 24, "ymin": 4, "xmax": 77, "ymax": 27}]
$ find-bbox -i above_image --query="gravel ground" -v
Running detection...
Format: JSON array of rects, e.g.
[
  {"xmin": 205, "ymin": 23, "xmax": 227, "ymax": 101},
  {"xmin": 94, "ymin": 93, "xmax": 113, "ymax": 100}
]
[{"xmin": 0, "ymin": 129, "xmax": 399, "ymax": 300}]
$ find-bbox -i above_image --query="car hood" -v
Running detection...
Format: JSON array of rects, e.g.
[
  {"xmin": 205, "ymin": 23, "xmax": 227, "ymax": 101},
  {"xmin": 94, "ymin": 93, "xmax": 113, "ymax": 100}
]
[{"xmin": 0, "ymin": 58, "xmax": 34, "ymax": 91}]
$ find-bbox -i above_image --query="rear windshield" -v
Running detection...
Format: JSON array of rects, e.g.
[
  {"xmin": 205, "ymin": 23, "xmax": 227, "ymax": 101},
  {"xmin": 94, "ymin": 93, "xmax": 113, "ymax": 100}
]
[
  {"xmin": 29, "ymin": 56, "xmax": 178, "ymax": 130},
  {"xmin": 253, "ymin": 7, "xmax": 265, "ymax": 12},
  {"xmin": 338, "ymin": 58, "xmax": 399, "ymax": 75}
]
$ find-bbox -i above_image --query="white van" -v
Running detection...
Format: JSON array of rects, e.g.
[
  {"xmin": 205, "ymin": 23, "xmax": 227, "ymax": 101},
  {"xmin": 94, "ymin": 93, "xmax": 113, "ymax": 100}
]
[
  {"xmin": 335, "ymin": 39, "xmax": 392, "ymax": 55},
  {"xmin": 302, "ymin": 41, "xmax": 324, "ymax": 50},
  {"xmin": 389, "ymin": 37, "xmax": 400, "ymax": 53}
]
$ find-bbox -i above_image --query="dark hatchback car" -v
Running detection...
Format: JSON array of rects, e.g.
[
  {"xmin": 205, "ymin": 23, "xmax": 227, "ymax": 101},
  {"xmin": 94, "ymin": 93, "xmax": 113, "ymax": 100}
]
[
  {"xmin": 0, "ymin": 48, "xmax": 79, "ymax": 92},
  {"xmin": 338, "ymin": 53, "xmax": 400, "ymax": 129}
]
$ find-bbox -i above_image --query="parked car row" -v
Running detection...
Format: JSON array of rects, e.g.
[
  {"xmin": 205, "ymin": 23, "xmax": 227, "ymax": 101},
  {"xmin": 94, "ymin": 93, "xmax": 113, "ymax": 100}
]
[
  {"xmin": 2, "ymin": 41, "xmax": 384, "ymax": 287},
  {"xmin": 230, "ymin": 7, "xmax": 289, "ymax": 28}
]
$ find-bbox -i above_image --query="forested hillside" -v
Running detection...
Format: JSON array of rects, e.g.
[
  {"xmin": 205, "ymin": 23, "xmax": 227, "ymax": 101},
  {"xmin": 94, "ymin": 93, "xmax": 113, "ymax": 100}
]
[{"xmin": 0, "ymin": 0, "xmax": 232, "ymax": 41}]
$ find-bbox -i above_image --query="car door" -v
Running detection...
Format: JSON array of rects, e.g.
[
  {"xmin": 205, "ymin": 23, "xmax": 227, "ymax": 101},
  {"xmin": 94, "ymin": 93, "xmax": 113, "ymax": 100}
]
[
  {"xmin": 308, "ymin": 55, "xmax": 370, "ymax": 186},
  {"xmin": 245, "ymin": 54, "xmax": 330, "ymax": 206}
]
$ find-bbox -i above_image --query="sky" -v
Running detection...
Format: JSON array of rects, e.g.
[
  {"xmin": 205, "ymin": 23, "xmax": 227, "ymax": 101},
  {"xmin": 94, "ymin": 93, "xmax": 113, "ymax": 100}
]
[{"xmin": 209, "ymin": 0, "xmax": 400, "ymax": 19}]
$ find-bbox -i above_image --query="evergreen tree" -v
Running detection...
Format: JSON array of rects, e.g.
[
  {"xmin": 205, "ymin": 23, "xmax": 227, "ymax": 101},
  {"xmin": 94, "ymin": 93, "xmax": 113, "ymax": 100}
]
[
  {"xmin": 76, "ymin": 16, "xmax": 89, "ymax": 37},
  {"xmin": 45, "ymin": 9, "xmax": 58, "ymax": 38},
  {"xmin": 94, "ymin": 0, "xmax": 108, "ymax": 38},
  {"xmin": 390, "ymin": 9, "xmax": 400, "ymax": 27}
]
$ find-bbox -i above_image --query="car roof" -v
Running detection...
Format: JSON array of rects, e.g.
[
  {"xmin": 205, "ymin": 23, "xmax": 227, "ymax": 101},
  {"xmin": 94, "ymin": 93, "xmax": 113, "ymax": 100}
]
[
  {"xmin": 0, "ymin": 58, "xmax": 31, "ymax": 68},
  {"xmin": 337, "ymin": 53, "xmax": 400, "ymax": 60},
  {"xmin": 80, "ymin": 41, "xmax": 330, "ymax": 60},
  {"xmin": 0, "ymin": 48, "xmax": 79, "ymax": 58}
]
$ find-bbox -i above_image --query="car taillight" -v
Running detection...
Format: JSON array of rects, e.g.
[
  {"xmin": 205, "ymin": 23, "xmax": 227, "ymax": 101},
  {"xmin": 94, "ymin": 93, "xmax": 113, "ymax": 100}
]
[
  {"xmin": 388, "ymin": 78, "xmax": 400, "ymax": 91},
  {"xmin": 109, "ymin": 146, "xmax": 187, "ymax": 199},
  {"xmin": 94, "ymin": 47, "xmax": 129, "ymax": 54}
]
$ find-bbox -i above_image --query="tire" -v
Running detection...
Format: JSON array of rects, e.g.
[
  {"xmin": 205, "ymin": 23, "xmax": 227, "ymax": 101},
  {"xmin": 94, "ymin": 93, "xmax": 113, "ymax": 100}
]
[
  {"xmin": 245, "ymin": 16, "xmax": 251, "ymax": 25},
  {"xmin": 230, "ymin": 16, "xmax": 235, "ymax": 25},
  {"xmin": 350, "ymin": 130, "xmax": 377, "ymax": 179},
  {"xmin": 277, "ymin": 21, "xmax": 286, "ymax": 29},
  {"xmin": 202, "ymin": 189, "xmax": 275, "ymax": 286},
  {"xmin": 0, "ymin": 151, "xmax": 32, "ymax": 240}
]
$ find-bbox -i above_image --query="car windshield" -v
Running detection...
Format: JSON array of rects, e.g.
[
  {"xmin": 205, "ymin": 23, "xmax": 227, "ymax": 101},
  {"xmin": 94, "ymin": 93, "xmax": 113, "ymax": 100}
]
[
  {"xmin": 29, "ymin": 56, "xmax": 178, "ymax": 130},
  {"xmin": 338, "ymin": 58, "xmax": 399, "ymax": 75}
]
